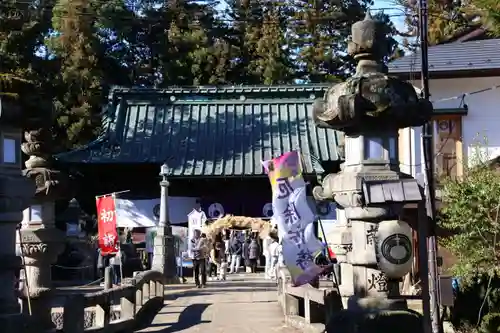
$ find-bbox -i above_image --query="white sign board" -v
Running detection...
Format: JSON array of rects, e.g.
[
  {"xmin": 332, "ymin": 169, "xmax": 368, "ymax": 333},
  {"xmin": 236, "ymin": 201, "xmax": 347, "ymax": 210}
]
[
  {"xmin": 114, "ymin": 197, "xmax": 198, "ymax": 228},
  {"xmin": 187, "ymin": 209, "xmax": 207, "ymax": 258}
]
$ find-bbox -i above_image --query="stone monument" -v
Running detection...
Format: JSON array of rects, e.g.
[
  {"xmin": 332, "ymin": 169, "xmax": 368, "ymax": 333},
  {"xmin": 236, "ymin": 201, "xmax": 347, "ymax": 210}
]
[
  {"xmin": 312, "ymin": 12, "xmax": 433, "ymax": 332},
  {"xmin": 17, "ymin": 123, "xmax": 71, "ymax": 330},
  {"xmin": 0, "ymin": 96, "xmax": 36, "ymax": 331}
]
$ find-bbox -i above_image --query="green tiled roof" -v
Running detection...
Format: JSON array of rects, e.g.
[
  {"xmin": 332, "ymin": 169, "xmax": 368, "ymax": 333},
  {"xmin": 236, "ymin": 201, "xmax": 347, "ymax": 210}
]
[{"xmin": 56, "ymin": 85, "xmax": 342, "ymax": 177}]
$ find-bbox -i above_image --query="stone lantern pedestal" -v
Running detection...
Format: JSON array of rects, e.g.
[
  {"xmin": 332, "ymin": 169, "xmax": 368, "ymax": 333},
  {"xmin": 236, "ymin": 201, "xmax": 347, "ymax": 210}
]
[
  {"xmin": 312, "ymin": 12, "xmax": 433, "ymax": 332},
  {"xmin": 16, "ymin": 127, "xmax": 71, "ymax": 331},
  {"xmin": 0, "ymin": 96, "xmax": 36, "ymax": 332},
  {"xmin": 0, "ymin": 177, "xmax": 34, "ymax": 332},
  {"xmin": 17, "ymin": 204, "xmax": 65, "ymax": 329}
]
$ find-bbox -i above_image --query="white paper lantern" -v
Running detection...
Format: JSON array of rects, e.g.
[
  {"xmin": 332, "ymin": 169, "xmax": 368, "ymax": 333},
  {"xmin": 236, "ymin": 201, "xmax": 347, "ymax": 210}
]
[{"xmin": 375, "ymin": 220, "xmax": 413, "ymax": 278}]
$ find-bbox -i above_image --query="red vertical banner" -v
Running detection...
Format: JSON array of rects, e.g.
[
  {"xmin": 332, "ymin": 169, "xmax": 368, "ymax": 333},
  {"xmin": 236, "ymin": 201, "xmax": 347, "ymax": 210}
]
[{"xmin": 96, "ymin": 195, "xmax": 119, "ymax": 255}]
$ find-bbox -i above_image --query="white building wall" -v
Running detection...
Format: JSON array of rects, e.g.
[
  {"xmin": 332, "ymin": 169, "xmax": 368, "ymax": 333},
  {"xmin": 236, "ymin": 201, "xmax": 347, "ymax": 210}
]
[{"xmin": 400, "ymin": 76, "xmax": 500, "ymax": 172}]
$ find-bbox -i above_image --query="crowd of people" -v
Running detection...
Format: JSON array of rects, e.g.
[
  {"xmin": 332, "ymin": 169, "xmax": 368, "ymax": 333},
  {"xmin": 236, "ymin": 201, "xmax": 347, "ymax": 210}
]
[{"xmin": 190, "ymin": 229, "xmax": 282, "ymax": 288}]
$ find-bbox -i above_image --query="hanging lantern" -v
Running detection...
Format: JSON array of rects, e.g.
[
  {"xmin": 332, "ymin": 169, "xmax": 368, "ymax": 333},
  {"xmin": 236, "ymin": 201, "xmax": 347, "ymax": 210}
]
[{"xmin": 375, "ymin": 220, "xmax": 413, "ymax": 278}]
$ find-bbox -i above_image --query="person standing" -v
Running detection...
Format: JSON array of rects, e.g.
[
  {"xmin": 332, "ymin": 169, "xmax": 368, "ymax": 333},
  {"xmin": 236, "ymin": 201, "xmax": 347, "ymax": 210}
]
[
  {"xmin": 214, "ymin": 234, "xmax": 227, "ymax": 280},
  {"xmin": 208, "ymin": 244, "xmax": 218, "ymax": 280},
  {"xmin": 224, "ymin": 233, "xmax": 230, "ymax": 264},
  {"xmin": 191, "ymin": 229, "xmax": 209, "ymax": 288},
  {"xmin": 110, "ymin": 248, "xmax": 124, "ymax": 285},
  {"xmin": 96, "ymin": 248, "xmax": 105, "ymax": 280},
  {"xmin": 248, "ymin": 236, "xmax": 260, "ymax": 273},
  {"xmin": 229, "ymin": 232, "xmax": 242, "ymax": 274},
  {"xmin": 263, "ymin": 236, "xmax": 273, "ymax": 279},
  {"xmin": 242, "ymin": 236, "xmax": 251, "ymax": 272},
  {"xmin": 145, "ymin": 228, "xmax": 156, "ymax": 270},
  {"xmin": 268, "ymin": 237, "xmax": 280, "ymax": 279}
]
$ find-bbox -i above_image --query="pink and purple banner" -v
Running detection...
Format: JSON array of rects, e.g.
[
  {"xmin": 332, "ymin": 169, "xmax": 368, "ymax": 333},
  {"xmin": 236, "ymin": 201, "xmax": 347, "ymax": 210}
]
[{"xmin": 263, "ymin": 151, "xmax": 325, "ymax": 286}]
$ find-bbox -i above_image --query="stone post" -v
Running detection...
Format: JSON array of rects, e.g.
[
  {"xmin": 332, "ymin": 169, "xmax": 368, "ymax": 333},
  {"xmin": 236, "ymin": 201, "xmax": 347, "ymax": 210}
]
[
  {"xmin": 0, "ymin": 96, "xmax": 35, "ymax": 331},
  {"xmin": 312, "ymin": 12, "xmax": 433, "ymax": 331},
  {"xmin": 17, "ymin": 126, "xmax": 70, "ymax": 330},
  {"xmin": 152, "ymin": 164, "xmax": 177, "ymax": 283}
]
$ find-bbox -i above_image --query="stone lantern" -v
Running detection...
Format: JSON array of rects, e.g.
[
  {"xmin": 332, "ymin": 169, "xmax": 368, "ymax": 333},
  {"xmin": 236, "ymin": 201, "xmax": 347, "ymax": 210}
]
[
  {"xmin": 152, "ymin": 164, "xmax": 177, "ymax": 282},
  {"xmin": 0, "ymin": 96, "xmax": 35, "ymax": 331},
  {"xmin": 16, "ymin": 119, "xmax": 71, "ymax": 329},
  {"xmin": 312, "ymin": 12, "xmax": 433, "ymax": 330}
]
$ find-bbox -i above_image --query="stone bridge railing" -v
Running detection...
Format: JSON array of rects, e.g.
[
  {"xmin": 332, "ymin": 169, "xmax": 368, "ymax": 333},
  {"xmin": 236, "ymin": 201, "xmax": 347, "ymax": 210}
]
[
  {"xmin": 60, "ymin": 270, "xmax": 165, "ymax": 333},
  {"xmin": 277, "ymin": 268, "xmax": 341, "ymax": 333}
]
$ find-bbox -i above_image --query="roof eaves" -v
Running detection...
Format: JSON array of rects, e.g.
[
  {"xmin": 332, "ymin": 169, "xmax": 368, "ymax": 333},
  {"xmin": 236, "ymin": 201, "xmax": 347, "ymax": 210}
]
[
  {"xmin": 433, "ymin": 107, "xmax": 468, "ymax": 116},
  {"xmin": 108, "ymin": 84, "xmax": 332, "ymax": 97},
  {"xmin": 53, "ymin": 137, "xmax": 108, "ymax": 161}
]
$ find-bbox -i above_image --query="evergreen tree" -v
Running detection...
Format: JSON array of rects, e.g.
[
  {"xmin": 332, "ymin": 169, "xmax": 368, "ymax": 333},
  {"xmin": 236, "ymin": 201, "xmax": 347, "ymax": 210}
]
[
  {"xmin": 0, "ymin": 0, "xmax": 48, "ymax": 75},
  {"xmin": 0, "ymin": 0, "xmax": 407, "ymax": 151},
  {"xmin": 472, "ymin": 0, "xmax": 500, "ymax": 36},
  {"xmin": 225, "ymin": 0, "xmax": 265, "ymax": 84},
  {"xmin": 162, "ymin": 0, "xmax": 230, "ymax": 85},
  {"xmin": 397, "ymin": 0, "xmax": 483, "ymax": 46},
  {"xmin": 93, "ymin": 0, "xmax": 139, "ymax": 87},
  {"xmin": 289, "ymin": 0, "xmax": 398, "ymax": 82},
  {"xmin": 0, "ymin": 0, "xmax": 54, "ymax": 116},
  {"xmin": 121, "ymin": 0, "xmax": 231, "ymax": 86},
  {"xmin": 48, "ymin": 0, "xmax": 105, "ymax": 149},
  {"xmin": 225, "ymin": 0, "xmax": 296, "ymax": 84},
  {"xmin": 254, "ymin": 3, "xmax": 294, "ymax": 84},
  {"xmin": 185, "ymin": 7, "xmax": 234, "ymax": 85}
]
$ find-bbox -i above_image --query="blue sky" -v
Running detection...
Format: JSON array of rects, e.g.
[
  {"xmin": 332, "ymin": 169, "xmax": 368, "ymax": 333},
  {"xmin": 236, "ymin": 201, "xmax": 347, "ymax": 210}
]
[{"xmin": 373, "ymin": 0, "xmax": 406, "ymax": 32}]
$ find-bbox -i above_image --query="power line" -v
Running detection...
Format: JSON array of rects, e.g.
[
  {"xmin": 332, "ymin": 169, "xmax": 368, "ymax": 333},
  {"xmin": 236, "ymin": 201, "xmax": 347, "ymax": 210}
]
[
  {"xmin": 0, "ymin": 2, "xmax": 432, "ymax": 26},
  {"xmin": 433, "ymin": 84, "xmax": 500, "ymax": 103}
]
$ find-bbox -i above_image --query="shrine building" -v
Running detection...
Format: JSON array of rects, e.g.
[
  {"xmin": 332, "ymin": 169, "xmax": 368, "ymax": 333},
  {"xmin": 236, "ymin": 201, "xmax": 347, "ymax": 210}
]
[{"xmin": 55, "ymin": 85, "xmax": 343, "ymax": 221}]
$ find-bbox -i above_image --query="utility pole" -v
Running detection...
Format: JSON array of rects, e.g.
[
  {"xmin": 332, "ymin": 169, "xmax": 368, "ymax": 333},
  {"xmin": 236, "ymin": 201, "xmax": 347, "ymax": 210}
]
[{"xmin": 418, "ymin": 0, "xmax": 441, "ymax": 332}]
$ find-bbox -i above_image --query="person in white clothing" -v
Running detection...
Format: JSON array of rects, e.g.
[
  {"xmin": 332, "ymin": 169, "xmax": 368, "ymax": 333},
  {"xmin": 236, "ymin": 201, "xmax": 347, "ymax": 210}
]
[
  {"xmin": 263, "ymin": 236, "xmax": 272, "ymax": 279},
  {"xmin": 268, "ymin": 237, "xmax": 280, "ymax": 280},
  {"xmin": 219, "ymin": 258, "xmax": 227, "ymax": 280}
]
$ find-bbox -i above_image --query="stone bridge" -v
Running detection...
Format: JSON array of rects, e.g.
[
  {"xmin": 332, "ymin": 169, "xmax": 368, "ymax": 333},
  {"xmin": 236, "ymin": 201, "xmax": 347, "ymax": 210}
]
[
  {"xmin": 52, "ymin": 272, "xmax": 300, "ymax": 333},
  {"xmin": 136, "ymin": 273, "xmax": 298, "ymax": 333}
]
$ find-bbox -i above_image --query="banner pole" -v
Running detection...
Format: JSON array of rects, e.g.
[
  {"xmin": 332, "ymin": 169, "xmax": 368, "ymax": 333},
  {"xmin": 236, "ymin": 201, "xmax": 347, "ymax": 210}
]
[
  {"xmin": 95, "ymin": 190, "xmax": 130, "ymax": 199},
  {"xmin": 297, "ymin": 149, "xmax": 305, "ymax": 175},
  {"xmin": 317, "ymin": 217, "xmax": 330, "ymax": 258},
  {"xmin": 119, "ymin": 242, "xmax": 124, "ymax": 285},
  {"xmin": 112, "ymin": 193, "xmax": 123, "ymax": 284}
]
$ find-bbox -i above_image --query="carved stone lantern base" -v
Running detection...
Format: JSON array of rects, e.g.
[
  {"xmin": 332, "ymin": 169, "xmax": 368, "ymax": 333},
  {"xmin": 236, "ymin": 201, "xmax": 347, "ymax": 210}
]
[{"xmin": 16, "ymin": 204, "xmax": 65, "ymax": 331}]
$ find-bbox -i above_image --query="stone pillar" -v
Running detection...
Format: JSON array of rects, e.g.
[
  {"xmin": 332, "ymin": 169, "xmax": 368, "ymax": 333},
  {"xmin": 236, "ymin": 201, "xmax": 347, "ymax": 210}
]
[
  {"xmin": 152, "ymin": 164, "xmax": 178, "ymax": 283},
  {"xmin": 17, "ymin": 127, "xmax": 69, "ymax": 330},
  {"xmin": 340, "ymin": 131, "xmax": 405, "ymax": 302},
  {"xmin": 312, "ymin": 12, "xmax": 433, "ymax": 330},
  {"xmin": 0, "ymin": 96, "xmax": 36, "ymax": 331}
]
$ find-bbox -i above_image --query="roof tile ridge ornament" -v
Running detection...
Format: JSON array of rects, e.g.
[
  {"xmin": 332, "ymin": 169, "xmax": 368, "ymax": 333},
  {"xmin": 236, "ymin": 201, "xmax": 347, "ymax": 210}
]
[{"xmin": 312, "ymin": 10, "xmax": 433, "ymax": 135}]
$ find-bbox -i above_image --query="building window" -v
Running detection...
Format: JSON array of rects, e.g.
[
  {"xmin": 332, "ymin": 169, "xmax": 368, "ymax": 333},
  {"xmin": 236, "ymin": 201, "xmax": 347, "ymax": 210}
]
[{"xmin": 3, "ymin": 137, "xmax": 17, "ymax": 164}]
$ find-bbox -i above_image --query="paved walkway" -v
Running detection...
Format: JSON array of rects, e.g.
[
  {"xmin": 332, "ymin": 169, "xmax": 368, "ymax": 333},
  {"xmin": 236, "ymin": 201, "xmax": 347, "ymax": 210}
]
[{"xmin": 137, "ymin": 273, "xmax": 299, "ymax": 333}]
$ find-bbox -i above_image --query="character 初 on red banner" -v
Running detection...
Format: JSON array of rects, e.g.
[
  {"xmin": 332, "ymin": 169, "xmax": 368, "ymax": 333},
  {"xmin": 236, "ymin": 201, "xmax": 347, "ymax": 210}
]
[{"xmin": 96, "ymin": 194, "xmax": 119, "ymax": 255}]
